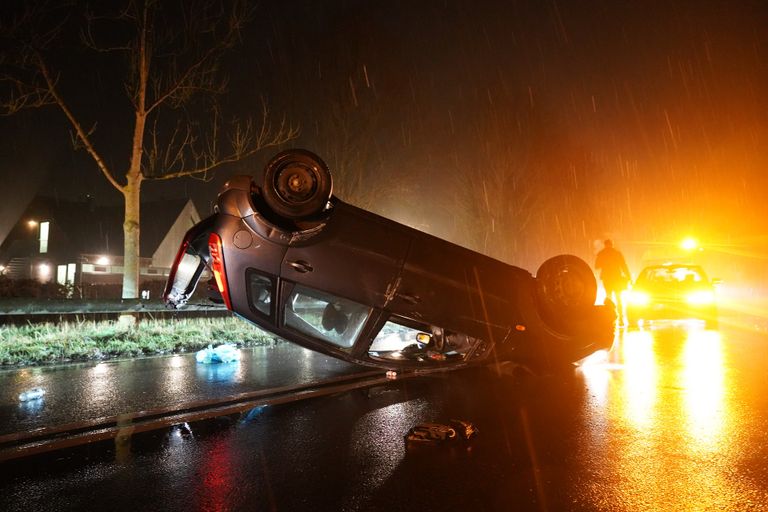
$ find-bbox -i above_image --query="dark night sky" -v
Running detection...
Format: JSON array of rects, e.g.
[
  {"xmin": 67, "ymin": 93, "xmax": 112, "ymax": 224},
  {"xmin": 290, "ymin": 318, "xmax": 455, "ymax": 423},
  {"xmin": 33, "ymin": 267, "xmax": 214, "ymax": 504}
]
[{"xmin": 1, "ymin": 0, "xmax": 767, "ymax": 271}]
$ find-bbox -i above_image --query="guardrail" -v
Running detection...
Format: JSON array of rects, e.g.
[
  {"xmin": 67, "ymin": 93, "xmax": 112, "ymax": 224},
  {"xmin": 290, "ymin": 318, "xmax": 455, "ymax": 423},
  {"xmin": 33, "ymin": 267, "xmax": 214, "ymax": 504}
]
[{"xmin": 0, "ymin": 300, "xmax": 230, "ymax": 325}]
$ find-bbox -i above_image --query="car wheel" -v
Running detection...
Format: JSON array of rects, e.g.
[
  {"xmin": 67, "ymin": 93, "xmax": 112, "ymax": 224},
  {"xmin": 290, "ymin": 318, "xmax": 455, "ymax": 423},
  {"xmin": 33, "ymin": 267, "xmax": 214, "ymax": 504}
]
[
  {"xmin": 262, "ymin": 149, "xmax": 333, "ymax": 219},
  {"xmin": 536, "ymin": 254, "xmax": 597, "ymax": 330}
]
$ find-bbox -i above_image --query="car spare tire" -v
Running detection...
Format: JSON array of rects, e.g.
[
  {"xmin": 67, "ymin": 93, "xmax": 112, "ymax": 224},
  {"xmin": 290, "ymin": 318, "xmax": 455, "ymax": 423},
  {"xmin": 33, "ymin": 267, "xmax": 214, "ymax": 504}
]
[
  {"xmin": 262, "ymin": 149, "xmax": 333, "ymax": 219},
  {"xmin": 534, "ymin": 254, "xmax": 597, "ymax": 331}
]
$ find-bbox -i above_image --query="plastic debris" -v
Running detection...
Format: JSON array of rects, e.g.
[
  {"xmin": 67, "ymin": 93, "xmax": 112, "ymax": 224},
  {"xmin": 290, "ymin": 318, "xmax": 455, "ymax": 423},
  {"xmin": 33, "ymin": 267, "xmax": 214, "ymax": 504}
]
[
  {"xmin": 195, "ymin": 344, "xmax": 240, "ymax": 364},
  {"xmin": 405, "ymin": 419, "xmax": 478, "ymax": 446},
  {"xmin": 19, "ymin": 387, "xmax": 46, "ymax": 402}
]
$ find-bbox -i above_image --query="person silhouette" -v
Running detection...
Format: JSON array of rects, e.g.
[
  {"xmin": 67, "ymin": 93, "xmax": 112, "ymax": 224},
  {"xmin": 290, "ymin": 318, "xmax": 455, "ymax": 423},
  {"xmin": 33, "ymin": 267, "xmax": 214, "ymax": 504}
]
[{"xmin": 595, "ymin": 239, "xmax": 631, "ymax": 325}]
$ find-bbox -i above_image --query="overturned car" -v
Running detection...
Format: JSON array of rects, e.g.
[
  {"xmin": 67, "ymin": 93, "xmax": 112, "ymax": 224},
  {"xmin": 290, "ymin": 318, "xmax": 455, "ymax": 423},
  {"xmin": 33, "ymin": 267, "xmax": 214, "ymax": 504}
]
[{"xmin": 164, "ymin": 149, "xmax": 614, "ymax": 373}]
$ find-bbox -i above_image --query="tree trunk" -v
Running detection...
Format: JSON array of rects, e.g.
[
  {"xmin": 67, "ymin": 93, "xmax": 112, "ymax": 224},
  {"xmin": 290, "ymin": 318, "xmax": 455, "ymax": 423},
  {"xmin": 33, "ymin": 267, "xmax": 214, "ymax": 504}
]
[{"xmin": 122, "ymin": 178, "xmax": 141, "ymax": 299}]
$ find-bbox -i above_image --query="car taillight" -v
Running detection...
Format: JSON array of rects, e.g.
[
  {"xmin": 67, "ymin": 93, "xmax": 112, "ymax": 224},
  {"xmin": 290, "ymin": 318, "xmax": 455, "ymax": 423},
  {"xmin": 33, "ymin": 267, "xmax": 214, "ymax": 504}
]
[{"xmin": 208, "ymin": 232, "xmax": 232, "ymax": 310}]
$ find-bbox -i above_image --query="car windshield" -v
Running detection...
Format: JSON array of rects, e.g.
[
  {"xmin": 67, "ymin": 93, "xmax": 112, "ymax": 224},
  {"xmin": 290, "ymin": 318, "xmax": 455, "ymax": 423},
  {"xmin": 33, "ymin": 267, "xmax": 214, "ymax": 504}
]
[
  {"xmin": 164, "ymin": 249, "xmax": 210, "ymax": 307},
  {"xmin": 640, "ymin": 266, "xmax": 708, "ymax": 286},
  {"xmin": 368, "ymin": 319, "xmax": 479, "ymax": 363}
]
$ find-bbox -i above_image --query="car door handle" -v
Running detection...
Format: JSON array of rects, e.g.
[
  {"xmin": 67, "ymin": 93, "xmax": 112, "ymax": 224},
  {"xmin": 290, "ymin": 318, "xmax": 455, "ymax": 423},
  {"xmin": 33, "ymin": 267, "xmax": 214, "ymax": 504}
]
[
  {"xmin": 397, "ymin": 293, "xmax": 421, "ymax": 305},
  {"xmin": 287, "ymin": 260, "xmax": 313, "ymax": 273}
]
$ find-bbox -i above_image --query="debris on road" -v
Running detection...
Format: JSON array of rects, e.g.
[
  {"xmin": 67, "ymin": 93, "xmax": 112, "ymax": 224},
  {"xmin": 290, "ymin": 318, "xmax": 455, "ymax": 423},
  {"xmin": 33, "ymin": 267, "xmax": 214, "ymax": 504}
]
[
  {"xmin": 195, "ymin": 344, "xmax": 240, "ymax": 364},
  {"xmin": 405, "ymin": 419, "xmax": 478, "ymax": 447},
  {"xmin": 18, "ymin": 387, "xmax": 46, "ymax": 402}
]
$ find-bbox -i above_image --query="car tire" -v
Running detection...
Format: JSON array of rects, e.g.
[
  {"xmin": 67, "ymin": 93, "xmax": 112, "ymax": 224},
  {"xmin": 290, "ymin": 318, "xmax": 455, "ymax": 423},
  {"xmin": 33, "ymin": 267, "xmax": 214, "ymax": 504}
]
[
  {"xmin": 536, "ymin": 254, "xmax": 597, "ymax": 325},
  {"xmin": 262, "ymin": 149, "xmax": 333, "ymax": 219}
]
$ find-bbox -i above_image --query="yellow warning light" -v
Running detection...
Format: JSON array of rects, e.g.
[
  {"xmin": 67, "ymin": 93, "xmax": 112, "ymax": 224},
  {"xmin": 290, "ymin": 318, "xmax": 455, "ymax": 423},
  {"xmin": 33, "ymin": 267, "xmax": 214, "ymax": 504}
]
[{"xmin": 680, "ymin": 237, "xmax": 698, "ymax": 251}]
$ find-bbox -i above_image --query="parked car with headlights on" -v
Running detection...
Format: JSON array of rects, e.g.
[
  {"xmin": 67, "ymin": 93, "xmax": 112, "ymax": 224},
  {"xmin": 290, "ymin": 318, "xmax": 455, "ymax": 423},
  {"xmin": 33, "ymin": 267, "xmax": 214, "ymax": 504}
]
[{"xmin": 626, "ymin": 263, "xmax": 719, "ymax": 329}]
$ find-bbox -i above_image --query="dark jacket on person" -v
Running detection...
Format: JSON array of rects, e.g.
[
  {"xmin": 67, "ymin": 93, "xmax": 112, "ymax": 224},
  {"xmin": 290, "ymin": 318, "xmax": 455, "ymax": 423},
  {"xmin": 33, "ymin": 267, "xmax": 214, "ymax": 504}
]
[{"xmin": 595, "ymin": 247, "xmax": 630, "ymax": 288}]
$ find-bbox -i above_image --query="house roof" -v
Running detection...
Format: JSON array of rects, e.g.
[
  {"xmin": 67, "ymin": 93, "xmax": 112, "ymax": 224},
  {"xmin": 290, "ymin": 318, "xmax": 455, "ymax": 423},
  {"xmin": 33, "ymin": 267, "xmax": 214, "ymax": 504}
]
[{"xmin": 1, "ymin": 195, "xmax": 196, "ymax": 259}]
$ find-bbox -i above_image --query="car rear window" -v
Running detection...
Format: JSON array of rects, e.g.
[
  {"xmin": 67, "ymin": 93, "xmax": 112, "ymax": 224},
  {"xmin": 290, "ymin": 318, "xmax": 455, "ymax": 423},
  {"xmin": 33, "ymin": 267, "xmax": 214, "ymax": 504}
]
[{"xmin": 165, "ymin": 251, "xmax": 209, "ymax": 305}]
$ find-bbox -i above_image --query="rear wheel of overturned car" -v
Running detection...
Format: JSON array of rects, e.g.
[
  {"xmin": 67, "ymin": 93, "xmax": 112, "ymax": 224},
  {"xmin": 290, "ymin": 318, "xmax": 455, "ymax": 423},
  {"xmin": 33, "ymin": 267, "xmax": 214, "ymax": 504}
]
[
  {"xmin": 534, "ymin": 255, "xmax": 598, "ymax": 332},
  {"xmin": 263, "ymin": 149, "xmax": 333, "ymax": 219}
]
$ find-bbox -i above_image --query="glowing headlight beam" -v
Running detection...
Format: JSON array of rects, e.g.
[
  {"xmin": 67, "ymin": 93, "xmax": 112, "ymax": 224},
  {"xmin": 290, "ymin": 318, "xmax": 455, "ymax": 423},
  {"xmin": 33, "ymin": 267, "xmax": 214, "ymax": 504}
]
[
  {"xmin": 626, "ymin": 290, "xmax": 650, "ymax": 306},
  {"xmin": 680, "ymin": 237, "xmax": 698, "ymax": 251},
  {"xmin": 687, "ymin": 291, "xmax": 715, "ymax": 305}
]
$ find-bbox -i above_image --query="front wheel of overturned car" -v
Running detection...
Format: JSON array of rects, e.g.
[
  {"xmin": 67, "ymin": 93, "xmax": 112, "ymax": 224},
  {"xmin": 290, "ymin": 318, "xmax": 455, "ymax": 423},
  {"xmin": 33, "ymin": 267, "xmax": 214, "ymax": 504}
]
[
  {"xmin": 534, "ymin": 255, "xmax": 598, "ymax": 332},
  {"xmin": 262, "ymin": 149, "xmax": 333, "ymax": 220}
]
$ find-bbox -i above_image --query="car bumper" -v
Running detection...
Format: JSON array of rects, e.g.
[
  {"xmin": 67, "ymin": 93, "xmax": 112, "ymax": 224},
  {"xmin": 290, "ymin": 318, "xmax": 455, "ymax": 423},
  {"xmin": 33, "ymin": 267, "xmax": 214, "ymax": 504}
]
[{"xmin": 627, "ymin": 302, "xmax": 718, "ymax": 322}]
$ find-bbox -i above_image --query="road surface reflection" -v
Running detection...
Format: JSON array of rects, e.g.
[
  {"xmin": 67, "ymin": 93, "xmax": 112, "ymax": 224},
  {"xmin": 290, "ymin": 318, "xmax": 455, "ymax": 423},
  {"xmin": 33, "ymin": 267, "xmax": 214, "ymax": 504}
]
[
  {"xmin": 578, "ymin": 324, "xmax": 755, "ymax": 510},
  {"xmin": 4, "ymin": 320, "xmax": 768, "ymax": 511}
]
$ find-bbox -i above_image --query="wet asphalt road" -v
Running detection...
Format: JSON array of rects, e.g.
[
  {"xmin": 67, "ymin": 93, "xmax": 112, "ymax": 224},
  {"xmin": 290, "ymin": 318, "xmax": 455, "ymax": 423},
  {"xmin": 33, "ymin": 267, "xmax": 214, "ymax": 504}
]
[
  {"xmin": 2, "ymin": 319, "xmax": 768, "ymax": 511},
  {"xmin": 0, "ymin": 343, "xmax": 369, "ymax": 436}
]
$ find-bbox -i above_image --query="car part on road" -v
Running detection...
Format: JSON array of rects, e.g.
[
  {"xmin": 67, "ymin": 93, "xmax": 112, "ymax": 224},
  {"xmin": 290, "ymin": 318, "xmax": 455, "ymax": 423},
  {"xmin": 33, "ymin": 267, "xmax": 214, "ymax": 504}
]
[{"xmin": 405, "ymin": 419, "xmax": 478, "ymax": 446}]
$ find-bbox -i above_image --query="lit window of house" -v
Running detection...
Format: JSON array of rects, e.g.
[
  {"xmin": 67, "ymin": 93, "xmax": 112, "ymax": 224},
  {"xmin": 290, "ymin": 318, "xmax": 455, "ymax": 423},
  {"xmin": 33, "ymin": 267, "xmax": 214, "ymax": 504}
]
[
  {"xmin": 57, "ymin": 265, "xmax": 67, "ymax": 285},
  {"xmin": 39, "ymin": 221, "xmax": 50, "ymax": 253}
]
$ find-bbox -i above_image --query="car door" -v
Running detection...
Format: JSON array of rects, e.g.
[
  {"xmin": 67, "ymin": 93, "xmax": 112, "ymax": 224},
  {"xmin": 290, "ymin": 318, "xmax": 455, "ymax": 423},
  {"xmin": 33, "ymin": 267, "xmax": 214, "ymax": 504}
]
[
  {"xmin": 280, "ymin": 201, "xmax": 411, "ymax": 309},
  {"xmin": 388, "ymin": 232, "xmax": 517, "ymax": 344}
]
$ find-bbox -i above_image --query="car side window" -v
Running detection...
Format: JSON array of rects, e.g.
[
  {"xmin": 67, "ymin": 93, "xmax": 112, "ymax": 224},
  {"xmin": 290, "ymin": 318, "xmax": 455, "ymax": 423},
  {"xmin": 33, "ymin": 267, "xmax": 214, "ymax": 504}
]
[
  {"xmin": 247, "ymin": 271, "xmax": 274, "ymax": 317},
  {"xmin": 284, "ymin": 285, "xmax": 370, "ymax": 348},
  {"xmin": 368, "ymin": 319, "xmax": 481, "ymax": 363}
]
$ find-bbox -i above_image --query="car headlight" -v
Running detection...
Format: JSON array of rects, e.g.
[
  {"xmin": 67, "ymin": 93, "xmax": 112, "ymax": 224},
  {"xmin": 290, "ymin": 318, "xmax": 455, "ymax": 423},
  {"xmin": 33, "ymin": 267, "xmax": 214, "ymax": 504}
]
[
  {"xmin": 626, "ymin": 290, "xmax": 650, "ymax": 306},
  {"xmin": 687, "ymin": 290, "xmax": 714, "ymax": 305}
]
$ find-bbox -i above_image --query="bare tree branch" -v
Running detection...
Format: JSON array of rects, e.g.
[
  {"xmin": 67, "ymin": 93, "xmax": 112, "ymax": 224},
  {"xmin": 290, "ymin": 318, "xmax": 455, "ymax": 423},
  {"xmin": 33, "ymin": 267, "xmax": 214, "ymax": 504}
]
[
  {"xmin": 36, "ymin": 53, "xmax": 124, "ymax": 192},
  {"xmin": 145, "ymin": 0, "xmax": 250, "ymax": 114},
  {"xmin": 0, "ymin": 73, "xmax": 56, "ymax": 113},
  {"xmin": 80, "ymin": 3, "xmax": 134, "ymax": 53},
  {"xmin": 1, "ymin": 0, "xmax": 297, "ymax": 298},
  {"xmin": 147, "ymin": 101, "xmax": 299, "ymax": 181}
]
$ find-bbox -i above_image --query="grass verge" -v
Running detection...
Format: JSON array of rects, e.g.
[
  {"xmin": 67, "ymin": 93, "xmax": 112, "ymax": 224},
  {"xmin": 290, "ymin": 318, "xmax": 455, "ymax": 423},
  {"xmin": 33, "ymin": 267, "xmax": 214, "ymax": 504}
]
[{"xmin": 0, "ymin": 317, "xmax": 278, "ymax": 367}]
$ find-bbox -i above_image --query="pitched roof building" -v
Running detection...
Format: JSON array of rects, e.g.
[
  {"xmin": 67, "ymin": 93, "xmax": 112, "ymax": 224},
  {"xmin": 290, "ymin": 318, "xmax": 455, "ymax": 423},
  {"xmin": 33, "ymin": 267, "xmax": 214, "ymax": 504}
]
[{"xmin": 0, "ymin": 195, "xmax": 202, "ymax": 297}]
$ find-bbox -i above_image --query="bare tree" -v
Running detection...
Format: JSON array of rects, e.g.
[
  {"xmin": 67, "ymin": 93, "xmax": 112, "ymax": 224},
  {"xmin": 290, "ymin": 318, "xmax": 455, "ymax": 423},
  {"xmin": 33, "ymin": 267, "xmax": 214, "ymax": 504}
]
[
  {"xmin": 454, "ymin": 140, "xmax": 540, "ymax": 265},
  {"xmin": 310, "ymin": 65, "xmax": 413, "ymax": 212},
  {"xmin": 1, "ymin": 0, "xmax": 297, "ymax": 299}
]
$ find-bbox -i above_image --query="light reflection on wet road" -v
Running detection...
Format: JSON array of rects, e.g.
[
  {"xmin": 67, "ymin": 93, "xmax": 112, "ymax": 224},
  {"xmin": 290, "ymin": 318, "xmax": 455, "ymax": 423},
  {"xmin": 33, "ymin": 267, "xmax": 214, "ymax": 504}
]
[
  {"xmin": 3, "ymin": 321, "xmax": 768, "ymax": 511},
  {"xmin": 0, "ymin": 343, "xmax": 369, "ymax": 435},
  {"xmin": 575, "ymin": 324, "xmax": 768, "ymax": 510}
]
